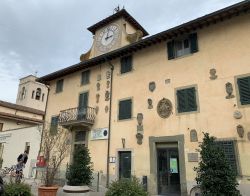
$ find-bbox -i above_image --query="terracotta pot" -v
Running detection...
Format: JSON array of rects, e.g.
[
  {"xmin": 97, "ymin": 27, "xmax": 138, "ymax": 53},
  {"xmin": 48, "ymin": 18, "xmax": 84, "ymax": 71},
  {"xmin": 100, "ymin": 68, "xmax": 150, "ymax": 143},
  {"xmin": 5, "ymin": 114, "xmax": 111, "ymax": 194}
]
[{"xmin": 38, "ymin": 186, "xmax": 59, "ymax": 196}]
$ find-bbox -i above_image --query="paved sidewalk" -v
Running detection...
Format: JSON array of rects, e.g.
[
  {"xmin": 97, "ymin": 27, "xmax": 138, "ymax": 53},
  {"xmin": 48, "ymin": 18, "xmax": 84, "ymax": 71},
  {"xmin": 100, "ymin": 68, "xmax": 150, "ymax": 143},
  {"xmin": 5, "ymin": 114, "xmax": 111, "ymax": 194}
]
[{"xmin": 26, "ymin": 178, "xmax": 105, "ymax": 196}]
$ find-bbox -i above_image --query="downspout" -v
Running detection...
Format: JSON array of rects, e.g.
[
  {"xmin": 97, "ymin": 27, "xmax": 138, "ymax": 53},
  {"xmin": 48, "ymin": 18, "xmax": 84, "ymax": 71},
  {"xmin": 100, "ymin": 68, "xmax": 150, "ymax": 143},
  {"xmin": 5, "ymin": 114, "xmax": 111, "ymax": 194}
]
[
  {"xmin": 106, "ymin": 59, "xmax": 114, "ymax": 188},
  {"xmin": 38, "ymin": 84, "xmax": 50, "ymax": 156}
]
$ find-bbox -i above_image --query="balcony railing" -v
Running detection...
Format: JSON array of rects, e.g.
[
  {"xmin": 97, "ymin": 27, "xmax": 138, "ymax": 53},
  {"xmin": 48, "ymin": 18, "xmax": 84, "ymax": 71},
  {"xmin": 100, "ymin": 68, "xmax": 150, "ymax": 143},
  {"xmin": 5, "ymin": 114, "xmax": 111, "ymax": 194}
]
[{"xmin": 58, "ymin": 106, "xmax": 96, "ymax": 126}]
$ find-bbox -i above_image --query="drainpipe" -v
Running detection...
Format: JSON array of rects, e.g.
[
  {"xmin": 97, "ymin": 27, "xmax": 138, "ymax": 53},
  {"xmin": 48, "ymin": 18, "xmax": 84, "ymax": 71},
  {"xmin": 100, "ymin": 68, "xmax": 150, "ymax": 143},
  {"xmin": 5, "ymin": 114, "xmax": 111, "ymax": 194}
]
[
  {"xmin": 38, "ymin": 84, "xmax": 50, "ymax": 156},
  {"xmin": 106, "ymin": 59, "xmax": 114, "ymax": 188}
]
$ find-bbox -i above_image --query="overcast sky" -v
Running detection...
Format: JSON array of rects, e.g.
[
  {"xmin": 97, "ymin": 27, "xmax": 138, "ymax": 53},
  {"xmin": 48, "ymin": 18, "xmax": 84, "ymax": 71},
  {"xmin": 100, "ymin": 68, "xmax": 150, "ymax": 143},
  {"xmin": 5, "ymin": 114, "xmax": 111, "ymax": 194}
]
[{"xmin": 0, "ymin": 0, "xmax": 243, "ymax": 103}]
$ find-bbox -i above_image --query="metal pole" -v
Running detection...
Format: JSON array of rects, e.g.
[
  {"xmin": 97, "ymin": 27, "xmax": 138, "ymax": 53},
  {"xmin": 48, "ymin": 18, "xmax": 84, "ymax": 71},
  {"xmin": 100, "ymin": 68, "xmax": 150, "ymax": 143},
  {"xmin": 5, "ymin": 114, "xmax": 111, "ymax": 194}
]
[{"xmin": 106, "ymin": 59, "xmax": 114, "ymax": 188}]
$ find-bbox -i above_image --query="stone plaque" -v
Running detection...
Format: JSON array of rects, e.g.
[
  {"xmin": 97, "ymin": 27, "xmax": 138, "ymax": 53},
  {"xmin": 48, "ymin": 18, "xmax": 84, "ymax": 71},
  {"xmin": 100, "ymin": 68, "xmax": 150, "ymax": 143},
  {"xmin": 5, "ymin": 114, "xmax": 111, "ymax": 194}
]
[
  {"xmin": 96, "ymin": 94, "xmax": 100, "ymax": 103},
  {"xmin": 247, "ymin": 132, "xmax": 250, "ymax": 141},
  {"xmin": 190, "ymin": 129, "xmax": 198, "ymax": 142},
  {"xmin": 225, "ymin": 82, "xmax": 235, "ymax": 99},
  {"xmin": 137, "ymin": 125, "xmax": 143, "ymax": 132},
  {"xmin": 136, "ymin": 133, "xmax": 143, "ymax": 145},
  {"xmin": 105, "ymin": 91, "xmax": 110, "ymax": 101},
  {"xmin": 237, "ymin": 125, "xmax": 244, "ymax": 138},
  {"xmin": 105, "ymin": 105, "xmax": 109, "ymax": 113},
  {"xmin": 148, "ymin": 98, "xmax": 153, "ymax": 109},
  {"xmin": 233, "ymin": 110, "xmax": 242, "ymax": 119},
  {"xmin": 209, "ymin": 68, "xmax": 217, "ymax": 80},
  {"xmin": 95, "ymin": 106, "xmax": 99, "ymax": 114},
  {"xmin": 188, "ymin": 153, "xmax": 199, "ymax": 162},
  {"xmin": 96, "ymin": 83, "xmax": 100, "ymax": 91},
  {"xmin": 157, "ymin": 98, "xmax": 172, "ymax": 118},
  {"xmin": 149, "ymin": 82, "xmax": 156, "ymax": 92},
  {"xmin": 106, "ymin": 80, "xmax": 110, "ymax": 89},
  {"xmin": 106, "ymin": 71, "xmax": 111, "ymax": 79},
  {"xmin": 97, "ymin": 74, "xmax": 101, "ymax": 81}
]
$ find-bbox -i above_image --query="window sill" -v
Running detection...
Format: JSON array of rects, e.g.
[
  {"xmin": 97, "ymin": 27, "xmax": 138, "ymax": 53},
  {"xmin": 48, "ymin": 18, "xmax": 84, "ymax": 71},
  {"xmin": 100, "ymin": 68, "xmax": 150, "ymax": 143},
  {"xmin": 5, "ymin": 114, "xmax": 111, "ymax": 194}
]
[
  {"xmin": 176, "ymin": 110, "xmax": 199, "ymax": 116},
  {"xmin": 117, "ymin": 117, "xmax": 133, "ymax": 122}
]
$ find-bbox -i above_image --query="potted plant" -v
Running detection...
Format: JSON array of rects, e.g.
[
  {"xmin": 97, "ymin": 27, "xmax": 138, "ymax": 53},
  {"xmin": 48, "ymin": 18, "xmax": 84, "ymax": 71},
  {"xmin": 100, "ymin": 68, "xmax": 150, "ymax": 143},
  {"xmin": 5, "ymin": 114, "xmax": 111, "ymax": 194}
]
[
  {"xmin": 63, "ymin": 145, "xmax": 93, "ymax": 194},
  {"xmin": 38, "ymin": 125, "xmax": 69, "ymax": 196}
]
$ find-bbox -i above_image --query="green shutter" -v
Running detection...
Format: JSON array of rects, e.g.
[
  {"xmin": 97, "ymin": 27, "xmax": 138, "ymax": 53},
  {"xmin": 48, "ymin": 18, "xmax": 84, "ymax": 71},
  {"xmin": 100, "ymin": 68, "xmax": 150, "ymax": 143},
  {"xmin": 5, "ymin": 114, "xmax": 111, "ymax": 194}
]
[
  {"xmin": 187, "ymin": 87, "xmax": 197, "ymax": 111},
  {"xmin": 50, "ymin": 116, "xmax": 59, "ymax": 135},
  {"xmin": 189, "ymin": 33, "xmax": 198, "ymax": 53},
  {"xmin": 167, "ymin": 40, "xmax": 175, "ymax": 60},
  {"xmin": 121, "ymin": 56, "xmax": 132, "ymax": 74},
  {"xmin": 81, "ymin": 70, "xmax": 90, "ymax": 85},
  {"xmin": 177, "ymin": 87, "xmax": 197, "ymax": 113},
  {"xmin": 238, "ymin": 77, "xmax": 250, "ymax": 105},
  {"xmin": 119, "ymin": 99, "xmax": 132, "ymax": 120},
  {"xmin": 177, "ymin": 90, "xmax": 187, "ymax": 113},
  {"xmin": 56, "ymin": 79, "xmax": 64, "ymax": 93}
]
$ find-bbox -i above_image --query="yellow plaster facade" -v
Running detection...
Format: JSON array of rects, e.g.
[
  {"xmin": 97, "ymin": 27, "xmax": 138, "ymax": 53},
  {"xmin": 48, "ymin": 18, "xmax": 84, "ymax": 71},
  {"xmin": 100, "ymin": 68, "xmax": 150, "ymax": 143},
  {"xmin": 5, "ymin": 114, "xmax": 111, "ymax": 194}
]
[{"xmin": 41, "ymin": 5, "xmax": 250, "ymax": 195}]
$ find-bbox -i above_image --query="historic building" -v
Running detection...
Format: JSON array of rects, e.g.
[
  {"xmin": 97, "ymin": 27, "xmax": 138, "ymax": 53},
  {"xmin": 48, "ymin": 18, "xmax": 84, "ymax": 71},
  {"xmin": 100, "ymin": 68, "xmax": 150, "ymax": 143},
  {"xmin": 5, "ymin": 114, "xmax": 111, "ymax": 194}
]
[
  {"xmin": 38, "ymin": 1, "xmax": 250, "ymax": 195},
  {"xmin": 0, "ymin": 75, "xmax": 47, "ymax": 177}
]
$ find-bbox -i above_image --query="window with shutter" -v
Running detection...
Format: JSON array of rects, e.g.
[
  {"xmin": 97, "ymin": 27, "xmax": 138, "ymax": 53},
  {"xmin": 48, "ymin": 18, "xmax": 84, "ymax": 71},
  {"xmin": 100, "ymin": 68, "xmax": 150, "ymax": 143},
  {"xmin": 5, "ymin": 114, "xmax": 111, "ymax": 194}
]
[
  {"xmin": 81, "ymin": 70, "xmax": 90, "ymax": 85},
  {"xmin": 119, "ymin": 99, "xmax": 132, "ymax": 120},
  {"xmin": 177, "ymin": 87, "xmax": 197, "ymax": 113},
  {"xmin": 120, "ymin": 55, "xmax": 132, "ymax": 74},
  {"xmin": 56, "ymin": 79, "xmax": 64, "ymax": 93},
  {"xmin": 167, "ymin": 32, "xmax": 198, "ymax": 59},
  {"xmin": 237, "ymin": 76, "xmax": 250, "ymax": 105},
  {"xmin": 214, "ymin": 140, "xmax": 238, "ymax": 174},
  {"xmin": 50, "ymin": 116, "xmax": 59, "ymax": 135}
]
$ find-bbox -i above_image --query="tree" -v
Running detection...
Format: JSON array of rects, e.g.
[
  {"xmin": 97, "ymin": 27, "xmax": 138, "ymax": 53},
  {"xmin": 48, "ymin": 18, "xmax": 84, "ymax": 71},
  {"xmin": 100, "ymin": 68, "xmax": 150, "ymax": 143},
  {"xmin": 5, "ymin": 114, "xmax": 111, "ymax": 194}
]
[
  {"xmin": 40, "ymin": 125, "xmax": 70, "ymax": 186},
  {"xmin": 194, "ymin": 133, "xmax": 240, "ymax": 195},
  {"xmin": 66, "ymin": 145, "xmax": 93, "ymax": 186}
]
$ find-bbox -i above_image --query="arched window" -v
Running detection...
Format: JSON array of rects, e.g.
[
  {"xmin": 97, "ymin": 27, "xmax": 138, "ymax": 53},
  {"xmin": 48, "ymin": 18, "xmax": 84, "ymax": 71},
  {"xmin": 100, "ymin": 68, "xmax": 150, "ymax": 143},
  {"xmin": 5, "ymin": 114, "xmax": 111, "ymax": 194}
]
[
  {"xmin": 42, "ymin": 93, "xmax": 45, "ymax": 102},
  {"xmin": 35, "ymin": 88, "xmax": 41, "ymax": 100},
  {"xmin": 21, "ymin": 87, "xmax": 26, "ymax": 99},
  {"xmin": 32, "ymin": 91, "xmax": 35, "ymax": 99}
]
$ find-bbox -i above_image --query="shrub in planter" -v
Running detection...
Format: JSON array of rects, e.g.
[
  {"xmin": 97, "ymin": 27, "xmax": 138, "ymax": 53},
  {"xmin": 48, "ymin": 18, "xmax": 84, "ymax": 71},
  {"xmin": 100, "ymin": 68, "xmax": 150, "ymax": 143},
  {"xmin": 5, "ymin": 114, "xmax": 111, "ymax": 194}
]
[
  {"xmin": 106, "ymin": 176, "xmax": 147, "ymax": 196},
  {"xmin": 66, "ymin": 145, "xmax": 93, "ymax": 186},
  {"xmin": 194, "ymin": 133, "xmax": 240, "ymax": 195},
  {"xmin": 4, "ymin": 182, "xmax": 31, "ymax": 196}
]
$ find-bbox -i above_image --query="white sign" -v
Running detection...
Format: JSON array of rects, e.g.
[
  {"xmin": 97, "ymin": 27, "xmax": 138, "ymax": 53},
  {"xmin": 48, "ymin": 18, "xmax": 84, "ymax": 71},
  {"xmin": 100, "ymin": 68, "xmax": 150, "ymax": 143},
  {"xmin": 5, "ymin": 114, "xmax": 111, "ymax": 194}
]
[
  {"xmin": 91, "ymin": 128, "xmax": 109, "ymax": 140},
  {"xmin": 0, "ymin": 133, "xmax": 12, "ymax": 143}
]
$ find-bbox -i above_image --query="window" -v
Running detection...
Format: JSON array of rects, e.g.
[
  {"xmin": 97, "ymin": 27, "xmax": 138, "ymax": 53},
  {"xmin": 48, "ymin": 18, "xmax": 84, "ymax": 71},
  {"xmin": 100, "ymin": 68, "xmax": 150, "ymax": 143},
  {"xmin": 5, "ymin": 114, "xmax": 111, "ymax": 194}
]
[
  {"xmin": 167, "ymin": 33, "xmax": 198, "ymax": 59},
  {"xmin": 32, "ymin": 91, "xmax": 35, "ymax": 99},
  {"xmin": 50, "ymin": 116, "xmax": 59, "ymax": 135},
  {"xmin": 35, "ymin": 88, "xmax": 41, "ymax": 100},
  {"xmin": 237, "ymin": 76, "xmax": 250, "ymax": 105},
  {"xmin": 56, "ymin": 79, "xmax": 64, "ymax": 93},
  {"xmin": 176, "ymin": 87, "xmax": 197, "ymax": 113},
  {"xmin": 81, "ymin": 70, "xmax": 90, "ymax": 85},
  {"xmin": 0, "ymin": 123, "xmax": 3, "ymax": 132},
  {"xmin": 214, "ymin": 140, "xmax": 238, "ymax": 174},
  {"xmin": 21, "ymin": 87, "xmax": 26, "ymax": 99},
  {"xmin": 119, "ymin": 99, "xmax": 132, "ymax": 120},
  {"xmin": 120, "ymin": 55, "xmax": 132, "ymax": 74}
]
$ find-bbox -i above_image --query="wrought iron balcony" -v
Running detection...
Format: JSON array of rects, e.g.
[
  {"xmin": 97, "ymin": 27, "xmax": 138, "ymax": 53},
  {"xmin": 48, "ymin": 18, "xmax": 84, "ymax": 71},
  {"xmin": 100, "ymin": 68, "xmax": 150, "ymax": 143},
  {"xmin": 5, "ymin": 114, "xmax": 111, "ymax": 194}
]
[{"xmin": 58, "ymin": 106, "xmax": 96, "ymax": 128}]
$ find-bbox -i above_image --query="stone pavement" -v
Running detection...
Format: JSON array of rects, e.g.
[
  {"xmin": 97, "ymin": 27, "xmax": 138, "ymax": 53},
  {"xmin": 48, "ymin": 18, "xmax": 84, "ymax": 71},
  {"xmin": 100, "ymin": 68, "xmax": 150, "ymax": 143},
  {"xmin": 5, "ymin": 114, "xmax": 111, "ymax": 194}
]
[{"xmin": 26, "ymin": 178, "xmax": 105, "ymax": 196}]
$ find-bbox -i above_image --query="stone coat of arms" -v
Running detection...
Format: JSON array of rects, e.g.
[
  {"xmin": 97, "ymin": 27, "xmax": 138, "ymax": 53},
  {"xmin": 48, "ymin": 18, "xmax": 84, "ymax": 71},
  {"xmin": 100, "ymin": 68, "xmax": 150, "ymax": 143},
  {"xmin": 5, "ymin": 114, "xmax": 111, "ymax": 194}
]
[{"xmin": 157, "ymin": 98, "xmax": 172, "ymax": 118}]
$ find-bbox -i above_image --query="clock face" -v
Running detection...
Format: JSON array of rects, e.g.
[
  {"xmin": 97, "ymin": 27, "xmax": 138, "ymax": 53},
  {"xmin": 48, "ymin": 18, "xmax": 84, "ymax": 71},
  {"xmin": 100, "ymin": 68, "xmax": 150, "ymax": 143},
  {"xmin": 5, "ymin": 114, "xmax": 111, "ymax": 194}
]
[{"xmin": 96, "ymin": 24, "xmax": 120, "ymax": 52}]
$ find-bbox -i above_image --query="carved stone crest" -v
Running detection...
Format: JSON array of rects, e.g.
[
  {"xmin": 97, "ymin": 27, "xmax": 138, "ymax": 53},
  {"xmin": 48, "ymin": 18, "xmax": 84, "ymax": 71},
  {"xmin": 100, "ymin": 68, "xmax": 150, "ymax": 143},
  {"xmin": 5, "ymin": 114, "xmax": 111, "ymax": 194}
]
[
  {"xmin": 149, "ymin": 82, "xmax": 156, "ymax": 92},
  {"xmin": 190, "ymin": 129, "xmax": 198, "ymax": 142},
  {"xmin": 157, "ymin": 98, "xmax": 172, "ymax": 118},
  {"xmin": 137, "ymin": 113, "xmax": 143, "ymax": 125},
  {"xmin": 96, "ymin": 94, "xmax": 100, "ymax": 103},
  {"xmin": 96, "ymin": 83, "xmax": 100, "ymax": 91},
  {"xmin": 233, "ymin": 110, "xmax": 242, "ymax": 119},
  {"xmin": 105, "ymin": 105, "xmax": 109, "ymax": 113},
  {"xmin": 95, "ymin": 106, "xmax": 99, "ymax": 114},
  {"xmin": 105, "ymin": 91, "xmax": 110, "ymax": 101},
  {"xmin": 106, "ymin": 80, "xmax": 110, "ymax": 89},
  {"xmin": 136, "ymin": 133, "xmax": 143, "ymax": 145},
  {"xmin": 106, "ymin": 71, "xmax": 111, "ymax": 79},
  {"xmin": 148, "ymin": 98, "xmax": 153, "ymax": 109},
  {"xmin": 225, "ymin": 82, "xmax": 235, "ymax": 99},
  {"xmin": 209, "ymin": 68, "xmax": 217, "ymax": 80},
  {"xmin": 237, "ymin": 125, "xmax": 244, "ymax": 138},
  {"xmin": 97, "ymin": 74, "xmax": 101, "ymax": 81}
]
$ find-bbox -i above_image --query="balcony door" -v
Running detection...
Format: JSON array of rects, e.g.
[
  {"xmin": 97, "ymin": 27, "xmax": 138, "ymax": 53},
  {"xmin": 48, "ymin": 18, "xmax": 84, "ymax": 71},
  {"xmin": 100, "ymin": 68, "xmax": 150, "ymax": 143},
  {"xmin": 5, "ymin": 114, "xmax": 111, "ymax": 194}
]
[{"xmin": 78, "ymin": 92, "xmax": 88, "ymax": 120}]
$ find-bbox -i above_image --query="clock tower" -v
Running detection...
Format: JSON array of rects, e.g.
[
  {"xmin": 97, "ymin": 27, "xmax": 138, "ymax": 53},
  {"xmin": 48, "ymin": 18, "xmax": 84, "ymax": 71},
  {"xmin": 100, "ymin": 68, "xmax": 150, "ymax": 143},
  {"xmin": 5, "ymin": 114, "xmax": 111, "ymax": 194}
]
[{"xmin": 80, "ymin": 9, "xmax": 148, "ymax": 60}]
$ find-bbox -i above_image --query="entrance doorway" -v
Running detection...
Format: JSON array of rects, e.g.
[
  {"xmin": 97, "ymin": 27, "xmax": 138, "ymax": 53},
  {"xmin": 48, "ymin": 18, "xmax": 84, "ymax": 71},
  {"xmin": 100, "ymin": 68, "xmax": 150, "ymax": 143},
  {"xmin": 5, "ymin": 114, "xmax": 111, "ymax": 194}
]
[
  {"xmin": 157, "ymin": 148, "xmax": 180, "ymax": 195},
  {"xmin": 118, "ymin": 151, "xmax": 131, "ymax": 179}
]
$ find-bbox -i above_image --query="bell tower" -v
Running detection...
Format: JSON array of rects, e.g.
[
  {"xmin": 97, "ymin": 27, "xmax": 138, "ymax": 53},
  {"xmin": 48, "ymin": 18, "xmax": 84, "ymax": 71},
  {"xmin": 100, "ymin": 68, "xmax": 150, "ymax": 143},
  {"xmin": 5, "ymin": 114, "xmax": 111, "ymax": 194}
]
[{"xmin": 16, "ymin": 75, "xmax": 48, "ymax": 111}]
